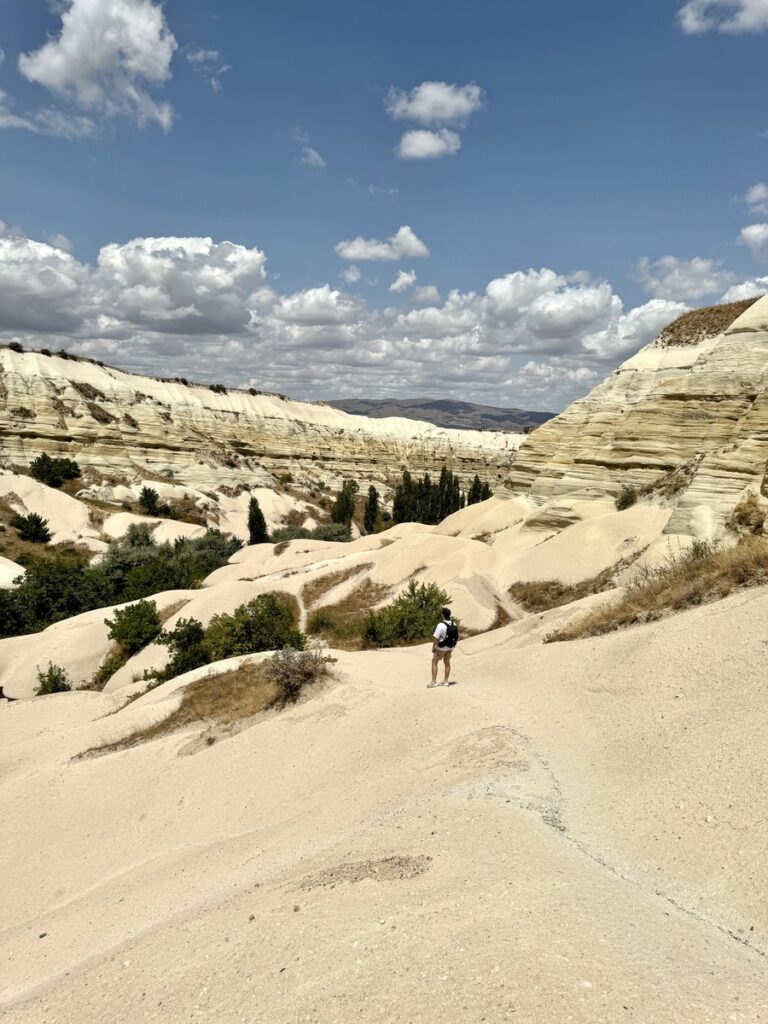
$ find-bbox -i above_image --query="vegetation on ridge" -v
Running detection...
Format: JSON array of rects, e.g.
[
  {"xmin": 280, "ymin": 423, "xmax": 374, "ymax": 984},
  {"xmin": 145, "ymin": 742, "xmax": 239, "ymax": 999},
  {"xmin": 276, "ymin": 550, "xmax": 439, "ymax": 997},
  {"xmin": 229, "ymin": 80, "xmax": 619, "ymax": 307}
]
[{"xmin": 656, "ymin": 297, "xmax": 761, "ymax": 348}]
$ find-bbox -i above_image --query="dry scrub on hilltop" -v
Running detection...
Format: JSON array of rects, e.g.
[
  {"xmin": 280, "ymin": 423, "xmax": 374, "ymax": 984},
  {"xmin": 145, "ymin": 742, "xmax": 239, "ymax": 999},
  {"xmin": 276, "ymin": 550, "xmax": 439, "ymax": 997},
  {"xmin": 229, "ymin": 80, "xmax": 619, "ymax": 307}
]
[
  {"xmin": 656, "ymin": 297, "xmax": 761, "ymax": 347},
  {"xmin": 547, "ymin": 536, "xmax": 768, "ymax": 642}
]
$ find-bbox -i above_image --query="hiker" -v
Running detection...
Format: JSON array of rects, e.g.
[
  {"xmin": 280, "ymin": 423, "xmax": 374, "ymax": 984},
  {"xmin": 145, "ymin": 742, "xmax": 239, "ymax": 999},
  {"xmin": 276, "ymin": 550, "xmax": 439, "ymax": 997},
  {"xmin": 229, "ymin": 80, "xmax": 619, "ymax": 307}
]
[{"xmin": 429, "ymin": 606, "xmax": 458, "ymax": 687}]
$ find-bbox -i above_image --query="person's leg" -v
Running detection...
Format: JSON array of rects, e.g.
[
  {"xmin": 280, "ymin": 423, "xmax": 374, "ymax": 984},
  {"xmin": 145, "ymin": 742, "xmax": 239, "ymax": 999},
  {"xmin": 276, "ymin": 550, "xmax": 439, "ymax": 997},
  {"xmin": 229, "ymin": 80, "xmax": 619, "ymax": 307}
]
[
  {"xmin": 443, "ymin": 652, "xmax": 451, "ymax": 682},
  {"xmin": 431, "ymin": 652, "xmax": 439, "ymax": 684}
]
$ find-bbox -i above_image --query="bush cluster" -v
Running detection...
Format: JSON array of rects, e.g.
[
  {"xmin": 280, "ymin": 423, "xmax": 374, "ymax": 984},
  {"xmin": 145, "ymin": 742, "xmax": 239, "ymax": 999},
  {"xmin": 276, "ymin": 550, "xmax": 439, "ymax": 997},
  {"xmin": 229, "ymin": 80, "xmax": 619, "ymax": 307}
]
[
  {"xmin": 616, "ymin": 485, "xmax": 638, "ymax": 511},
  {"xmin": 0, "ymin": 526, "xmax": 241, "ymax": 640},
  {"xmin": 363, "ymin": 580, "xmax": 451, "ymax": 648},
  {"xmin": 267, "ymin": 644, "xmax": 336, "ymax": 704},
  {"xmin": 29, "ymin": 453, "xmax": 81, "ymax": 489},
  {"xmin": 153, "ymin": 594, "xmax": 305, "ymax": 683}
]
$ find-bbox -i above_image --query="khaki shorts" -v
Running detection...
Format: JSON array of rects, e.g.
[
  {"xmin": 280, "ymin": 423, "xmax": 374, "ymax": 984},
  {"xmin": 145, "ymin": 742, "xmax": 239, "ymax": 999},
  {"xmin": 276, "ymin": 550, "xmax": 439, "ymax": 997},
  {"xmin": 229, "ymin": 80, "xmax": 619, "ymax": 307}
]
[{"xmin": 433, "ymin": 649, "xmax": 452, "ymax": 660}]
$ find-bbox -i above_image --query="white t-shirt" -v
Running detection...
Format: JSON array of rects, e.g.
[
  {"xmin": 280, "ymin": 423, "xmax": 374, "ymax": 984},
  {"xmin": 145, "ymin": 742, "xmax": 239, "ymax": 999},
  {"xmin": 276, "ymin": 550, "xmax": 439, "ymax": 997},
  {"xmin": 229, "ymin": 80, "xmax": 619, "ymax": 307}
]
[{"xmin": 433, "ymin": 620, "xmax": 452, "ymax": 649}]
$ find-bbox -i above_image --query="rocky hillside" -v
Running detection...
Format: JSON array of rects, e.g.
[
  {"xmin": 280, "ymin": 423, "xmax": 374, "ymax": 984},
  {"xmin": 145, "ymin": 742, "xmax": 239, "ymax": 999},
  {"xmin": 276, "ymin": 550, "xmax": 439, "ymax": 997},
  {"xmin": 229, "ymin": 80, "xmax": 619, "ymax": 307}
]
[
  {"xmin": 330, "ymin": 397, "xmax": 553, "ymax": 432},
  {"xmin": 507, "ymin": 295, "xmax": 768, "ymax": 537},
  {"xmin": 0, "ymin": 350, "xmax": 520, "ymax": 490}
]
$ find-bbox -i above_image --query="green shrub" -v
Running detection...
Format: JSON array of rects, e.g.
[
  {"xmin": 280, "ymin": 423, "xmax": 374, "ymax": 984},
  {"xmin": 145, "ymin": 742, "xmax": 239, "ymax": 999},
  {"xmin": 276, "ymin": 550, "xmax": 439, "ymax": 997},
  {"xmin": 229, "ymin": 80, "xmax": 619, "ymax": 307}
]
[
  {"xmin": 616, "ymin": 485, "xmax": 638, "ymax": 511},
  {"xmin": 156, "ymin": 618, "xmax": 209, "ymax": 681},
  {"xmin": 8, "ymin": 341, "xmax": 23, "ymax": 353},
  {"xmin": 35, "ymin": 662, "xmax": 72, "ymax": 695},
  {"xmin": 363, "ymin": 580, "xmax": 451, "ymax": 648},
  {"xmin": 105, "ymin": 599, "xmax": 161, "ymax": 655},
  {"xmin": 10, "ymin": 511, "xmax": 51, "ymax": 543},
  {"xmin": 29, "ymin": 453, "xmax": 80, "ymax": 489},
  {"xmin": 271, "ymin": 522, "xmax": 351, "ymax": 544},
  {"xmin": 204, "ymin": 594, "xmax": 305, "ymax": 662}
]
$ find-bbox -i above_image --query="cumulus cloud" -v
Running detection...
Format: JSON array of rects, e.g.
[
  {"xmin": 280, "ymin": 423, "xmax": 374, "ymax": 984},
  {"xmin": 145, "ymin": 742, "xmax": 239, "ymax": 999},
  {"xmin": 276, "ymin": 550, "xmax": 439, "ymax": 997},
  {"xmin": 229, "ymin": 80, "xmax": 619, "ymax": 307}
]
[
  {"xmin": 18, "ymin": 0, "xmax": 177, "ymax": 130},
  {"xmin": 634, "ymin": 255, "xmax": 735, "ymax": 301},
  {"xmin": 389, "ymin": 270, "xmax": 417, "ymax": 293},
  {"xmin": 413, "ymin": 285, "xmax": 441, "ymax": 305},
  {"xmin": 385, "ymin": 81, "xmax": 484, "ymax": 125},
  {"xmin": 678, "ymin": 0, "xmax": 768, "ymax": 32},
  {"xmin": 745, "ymin": 182, "xmax": 768, "ymax": 214},
  {"xmin": 0, "ymin": 89, "xmax": 97, "ymax": 137},
  {"xmin": 185, "ymin": 46, "xmax": 231, "ymax": 92},
  {"xmin": 335, "ymin": 225, "xmax": 429, "ymax": 262},
  {"xmin": 720, "ymin": 276, "xmax": 768, "ymax": 300},
  {"xmin": 397, "ymin": 128, "xmax": 461, "ymax": 160},
  {"xmin": 0, "ymin": 231, "xmax": 689, "ymax": 410},
  {"xmin": 739, "ymin": 223, "xmax": 768, "ymax": 259}
]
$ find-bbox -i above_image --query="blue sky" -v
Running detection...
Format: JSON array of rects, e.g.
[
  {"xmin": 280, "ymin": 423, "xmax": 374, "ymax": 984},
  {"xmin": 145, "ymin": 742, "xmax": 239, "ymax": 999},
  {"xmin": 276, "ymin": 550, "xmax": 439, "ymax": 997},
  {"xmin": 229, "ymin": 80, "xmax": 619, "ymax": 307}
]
[{"xmin": 2, "ymin": 0, "xmax": 768, "ymax": 410}]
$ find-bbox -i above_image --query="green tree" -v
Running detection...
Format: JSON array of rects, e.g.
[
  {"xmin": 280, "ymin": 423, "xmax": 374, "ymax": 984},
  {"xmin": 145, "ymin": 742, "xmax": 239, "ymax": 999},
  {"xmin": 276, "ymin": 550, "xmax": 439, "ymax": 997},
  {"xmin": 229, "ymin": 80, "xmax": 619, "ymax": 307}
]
[
  {"xmin": 139, "ymin": 486, "xmax": 160, "ymax": 516},
  {"xmin": 363, "ymin": 486, "xmax": 379, "ymax": 533},
  {"xmin": 204, "ymin": 594, "xmax": 305, "ymax": 662},
  {"xmin": 156, "ymin": 618, "xmax": 209, "ymax": 681},
  {"xmin": 29, "ymin": 453, "xmax": 80, "ymax": 489},
  {"xmin": 10, "ymin": 512, "xmax": 51, "ymax": 543},
  {"xmin": 247, "ymin": 496, "xmax": 269, "ymax": 544},
  {"xmin": 331, "ymin": 479, "xmax": 358, "ymax": 526},
  {"xmin": 105, "ymin": 599, "xmax": 161, "ymax": 655}
]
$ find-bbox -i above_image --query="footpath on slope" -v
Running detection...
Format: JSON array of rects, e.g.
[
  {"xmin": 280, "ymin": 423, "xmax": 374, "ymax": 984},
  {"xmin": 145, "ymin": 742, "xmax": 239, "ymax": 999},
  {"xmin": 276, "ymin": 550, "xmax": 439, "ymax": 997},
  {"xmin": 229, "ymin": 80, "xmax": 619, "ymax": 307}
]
[{"xmin": 1, "ymin": 583, "xmax": 768, "ymax": 1023}]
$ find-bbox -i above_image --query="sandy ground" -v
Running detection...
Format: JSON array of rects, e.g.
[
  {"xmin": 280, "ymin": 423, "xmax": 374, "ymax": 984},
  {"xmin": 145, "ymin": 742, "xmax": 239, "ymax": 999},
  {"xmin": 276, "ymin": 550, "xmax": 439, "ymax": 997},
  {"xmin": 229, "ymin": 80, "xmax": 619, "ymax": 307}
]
[{"xmin": 2, "ymin": 582, "xmax": 768, "ymax": 1022}]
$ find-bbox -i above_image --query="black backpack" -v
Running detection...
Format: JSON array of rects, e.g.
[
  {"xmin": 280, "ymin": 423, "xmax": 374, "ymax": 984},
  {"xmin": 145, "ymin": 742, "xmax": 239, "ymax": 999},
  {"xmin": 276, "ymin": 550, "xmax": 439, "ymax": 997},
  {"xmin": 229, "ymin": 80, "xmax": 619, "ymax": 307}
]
[{"xmin": 444, "ymin": 621, "xmax": 459, "ymax": 648}]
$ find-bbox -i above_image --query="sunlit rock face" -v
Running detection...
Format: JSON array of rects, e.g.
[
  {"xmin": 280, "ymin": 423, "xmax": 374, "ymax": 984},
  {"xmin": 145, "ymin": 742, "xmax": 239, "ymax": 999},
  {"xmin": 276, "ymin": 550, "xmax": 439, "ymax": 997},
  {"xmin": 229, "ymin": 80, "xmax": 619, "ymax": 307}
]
[
  {"xmin": 506, "ymin": 296, "xmax": 768, "ymax": 538},
  {"xmin": 0, "ymin": 351, "xmax": 521, "ymax": 489}
]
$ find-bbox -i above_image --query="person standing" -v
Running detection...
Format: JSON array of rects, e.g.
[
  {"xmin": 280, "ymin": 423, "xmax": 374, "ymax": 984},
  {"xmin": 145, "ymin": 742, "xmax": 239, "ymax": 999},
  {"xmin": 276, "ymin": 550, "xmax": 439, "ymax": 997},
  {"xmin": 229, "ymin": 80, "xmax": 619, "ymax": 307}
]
[{"xmin": 429, "ymin": 606, "xmax": 458, "ymax": 687}]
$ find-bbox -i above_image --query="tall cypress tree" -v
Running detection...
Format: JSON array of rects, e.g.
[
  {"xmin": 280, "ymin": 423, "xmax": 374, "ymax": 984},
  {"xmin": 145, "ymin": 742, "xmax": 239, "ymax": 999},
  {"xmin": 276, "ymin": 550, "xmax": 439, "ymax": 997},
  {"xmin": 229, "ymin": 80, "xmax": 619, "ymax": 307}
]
[
  {"xmin": 363, "ymin": 485, "xmax": 379, "ymax": 533},
  {"xmin": 247, "ymin": 496, "xmax": 269, "ymax": 544}
]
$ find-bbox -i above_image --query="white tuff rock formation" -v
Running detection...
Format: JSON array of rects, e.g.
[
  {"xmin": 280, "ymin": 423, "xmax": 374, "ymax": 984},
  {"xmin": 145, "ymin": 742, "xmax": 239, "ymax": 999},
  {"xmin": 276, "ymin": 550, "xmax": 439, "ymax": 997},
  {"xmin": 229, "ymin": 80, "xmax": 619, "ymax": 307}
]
[
  {"xmin": 507, "ymin": 294, "xmax": 768, "ymax": 538},
  {"xmin": 0, "ymin": 350, "xmax": 520, "ymax": 488}
]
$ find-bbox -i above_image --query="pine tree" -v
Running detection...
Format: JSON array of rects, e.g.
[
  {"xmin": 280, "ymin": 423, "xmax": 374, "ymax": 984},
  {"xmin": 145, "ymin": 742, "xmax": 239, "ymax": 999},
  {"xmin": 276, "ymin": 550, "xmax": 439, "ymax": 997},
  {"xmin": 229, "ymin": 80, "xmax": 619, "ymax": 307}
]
[
  {"xmin": 467, "ymin": 475, "xmax": 482, "ymax": 506},
  {"xmin": 363, "ymin": 485, "xmax": 379, "ymax": 533},
  {"xmin": 331, "ymin": 479, "xmax": 358, "ymax": 525},
  {"xmin": 247, "ymin": 496, "xmax": 269, "ymax": 544}
]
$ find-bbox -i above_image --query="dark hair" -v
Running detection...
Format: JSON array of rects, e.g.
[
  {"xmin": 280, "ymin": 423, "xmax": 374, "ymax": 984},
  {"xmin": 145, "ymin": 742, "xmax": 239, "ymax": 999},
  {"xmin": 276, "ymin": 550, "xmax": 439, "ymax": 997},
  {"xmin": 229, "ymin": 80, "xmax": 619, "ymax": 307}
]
[{"xmin": 442, "ymin": 606, "xmax": 451, "ymax": 619}]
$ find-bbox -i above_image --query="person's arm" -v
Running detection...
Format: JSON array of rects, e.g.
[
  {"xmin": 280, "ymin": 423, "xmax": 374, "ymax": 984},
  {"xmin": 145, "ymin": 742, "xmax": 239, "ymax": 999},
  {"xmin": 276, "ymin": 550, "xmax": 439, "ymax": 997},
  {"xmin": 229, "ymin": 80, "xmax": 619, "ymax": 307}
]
[{"xmin": 432, "ymin": 624, "xmax": 443, "ymax": 652}]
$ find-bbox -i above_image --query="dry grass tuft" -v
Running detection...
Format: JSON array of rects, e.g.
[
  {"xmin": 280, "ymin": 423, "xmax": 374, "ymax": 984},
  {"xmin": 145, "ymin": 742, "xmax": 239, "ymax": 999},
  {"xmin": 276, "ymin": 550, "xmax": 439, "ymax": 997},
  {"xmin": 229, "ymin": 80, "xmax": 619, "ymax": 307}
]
[
  {"xmin": 547, "ymin": 536, "xmax": 768, "ymax": 643},
  {"xmin": 83, "ymin": 662, "xmax": 279, "ymax": 756},
  {"xmin": 510, "ymin": 562, "xmax": 625, "ymax": 613},
  {"xmin": 301, "ymin": 562, "xmax": 372, "ymax": 608},
  {"xmin": 637, "ymin": 460, "xmax": 699, "ymax": 501},
  {"xmin": 725, "ymin": 493, "xmax": 766, "ymax": 536},
  {"xmin": 656, "ymin": 297, "xmax": 760, "ymax": 347},
  {"xmin": 307, "ymin": 578, "xmax": 393, "ymax": 650}
]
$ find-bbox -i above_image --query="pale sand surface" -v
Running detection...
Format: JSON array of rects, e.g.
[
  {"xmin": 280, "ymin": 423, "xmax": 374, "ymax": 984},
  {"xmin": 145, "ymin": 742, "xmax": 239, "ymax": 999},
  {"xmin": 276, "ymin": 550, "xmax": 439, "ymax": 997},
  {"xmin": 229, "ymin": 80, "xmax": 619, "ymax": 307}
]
[
  {"xmin": 2, "ymin": 585, "xmax": 768, "ymax": 1022},
  {"xmin": 0, "ymin": 555, "xmax": 23, "ymax": 589}
]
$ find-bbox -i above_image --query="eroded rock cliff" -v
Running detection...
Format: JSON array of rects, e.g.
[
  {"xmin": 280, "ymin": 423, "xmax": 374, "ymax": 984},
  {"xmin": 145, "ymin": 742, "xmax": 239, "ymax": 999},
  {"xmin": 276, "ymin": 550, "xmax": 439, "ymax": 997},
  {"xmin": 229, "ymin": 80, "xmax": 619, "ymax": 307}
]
[
  {"xmin": 507, "ymin": 295, "xmax": 768, "ymax": 537},
  {"xmin": 0, "ymin": 350, "xmax": 520, "ymax": 489}
]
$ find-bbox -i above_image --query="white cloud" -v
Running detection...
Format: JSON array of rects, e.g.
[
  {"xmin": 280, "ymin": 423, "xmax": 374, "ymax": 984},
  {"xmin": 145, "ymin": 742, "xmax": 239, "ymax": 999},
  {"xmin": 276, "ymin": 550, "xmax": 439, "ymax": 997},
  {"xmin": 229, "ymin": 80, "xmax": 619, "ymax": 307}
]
[
  {"xmin": 369, "ymin": 184, "xmax": 399, "ymax": 196},
  {"xmin": 634, "ymin": 255, "xmax": 735, "ymax": 301},
  {"xmin": 342, "ymin": 265, "xmax": 361, "ymax": 284},
  {"xmin": 19, "ymin": 0, "xmax": 177, "ymax": 130},
  {"xmin": 385, "ymin": 81, "xmax": 484, "ymax": 125},
  {"xmin": 274, "ymin": 285, "xmax": 361, "ymax": 326},
  {"xmin": 678, "ymin": 0, "xmax": 768, "ymax": 32},
  {"xmin": 720, "ymin": 276, "xmax": 768, "ymax": 300},
  {"xmin": 0, "ymin": 47, "xmax": 5, "ymax": 67},
  {"xmin": 389, "ymin": 269, "xmax": 417, "ymax": 293},
  {"xmin": 413, "ymin": 285, "xmax": 440, "ymax": 305},
  {"xmin": 292, "ymin": 127, "xmax": 326, "ymax": 169},
  {"xmin": 0, "ymin": 229, "xmax": 691, "ymax": 410},
  {"xmin": 397, "ymin": 128, "xmax": 461, "ymax": 160},
  {"xmin": 47, "ymin": 233, "xmax": 73, "ymax": 252},
  {"xmin": 0, "ymin": 89, "xmax": 97, "ymax": 137},
  {"xmin": 745, "ymin": 182, "xmax": 768, "ymax": 214},
  {"xmin": 335, "ymin": 225, "xmax": 429, "ymax": 262},
  {"xmin": 185, "ymin": 46, "xmax": 231, "ymax": 92},
  {"xmin": 739, "ymin": 223, "xmax": 768, "ymax": 259}
]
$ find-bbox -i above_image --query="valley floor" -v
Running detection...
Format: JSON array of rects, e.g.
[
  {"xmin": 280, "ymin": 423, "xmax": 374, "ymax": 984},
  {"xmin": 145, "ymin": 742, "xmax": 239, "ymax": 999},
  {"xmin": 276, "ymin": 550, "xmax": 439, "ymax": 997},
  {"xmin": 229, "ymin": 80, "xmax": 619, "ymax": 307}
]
[{"xmin": 2, "ymin": 583, "xmax": 768, "ymax": 1023}]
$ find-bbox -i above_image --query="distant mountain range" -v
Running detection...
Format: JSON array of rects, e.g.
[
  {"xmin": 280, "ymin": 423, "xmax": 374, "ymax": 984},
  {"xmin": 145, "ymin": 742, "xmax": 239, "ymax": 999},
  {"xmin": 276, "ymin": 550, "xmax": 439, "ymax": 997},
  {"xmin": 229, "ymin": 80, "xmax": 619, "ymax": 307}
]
[{"xmin": 329, "ymin": 398, "xmax": 554, "ymax": 433}]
